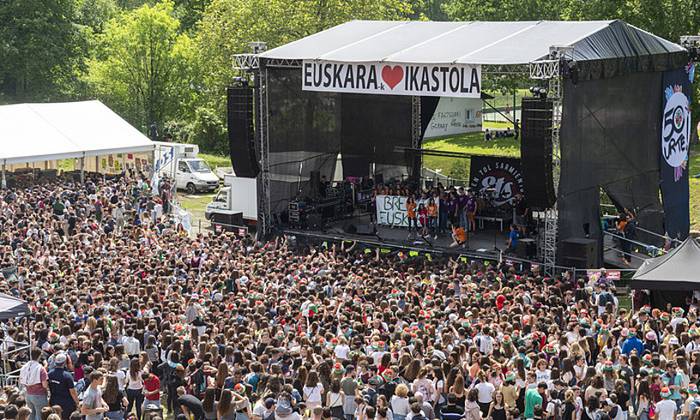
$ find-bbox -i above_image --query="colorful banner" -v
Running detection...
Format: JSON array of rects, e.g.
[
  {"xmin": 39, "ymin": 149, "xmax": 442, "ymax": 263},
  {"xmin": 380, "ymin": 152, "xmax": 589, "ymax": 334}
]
[
  {"xmin": 469, "ymin": 156, "xmax": 524, "ymax": 206},
  {"xmin": 302, "ymin": 61, "xmax": 481, "ymax": 98},
  {"xmin": 660, "ymin": 64, "xmax": 693, "ymax": 241},
  {"xmin": 375, "ymin": 195, "xmax": 438, "ymax": 227}
]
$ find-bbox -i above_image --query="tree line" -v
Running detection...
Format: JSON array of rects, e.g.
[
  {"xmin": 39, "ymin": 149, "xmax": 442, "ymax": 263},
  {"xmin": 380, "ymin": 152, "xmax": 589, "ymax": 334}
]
[{"xmin": 0, "ymin": 0, "xmax": 697, "ymax": 154}]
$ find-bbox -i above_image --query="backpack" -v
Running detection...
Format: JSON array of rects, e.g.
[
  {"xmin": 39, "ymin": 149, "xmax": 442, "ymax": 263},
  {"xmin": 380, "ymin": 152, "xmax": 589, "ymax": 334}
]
[
  {"xmin": 598, "ymin": 292, "xmax": 613, "ymax": 307},
  {"xmin": 550, "ymin": 400, "xmax": 563, "ymax": 420}
]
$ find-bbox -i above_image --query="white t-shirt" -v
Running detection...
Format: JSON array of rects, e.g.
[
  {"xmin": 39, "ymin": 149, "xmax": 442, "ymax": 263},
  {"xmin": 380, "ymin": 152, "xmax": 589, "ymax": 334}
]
[
  {"xmin": 655, "ymin": 399, "xmax": 677, "ymax": 420},
  {"xmin": 334, "ymin": 344, "xmax": 350, "ymax": 360},
  {"xmin": 303, "ymin": 384, "xmax": 323, "ymax": 404},
  {"xmin": 391, "ymin": 395, "xmax": 411, "ymax": 416},
  {"xmin": 476, "ymin": 381, "xmax": 495, "ymax": 403}
]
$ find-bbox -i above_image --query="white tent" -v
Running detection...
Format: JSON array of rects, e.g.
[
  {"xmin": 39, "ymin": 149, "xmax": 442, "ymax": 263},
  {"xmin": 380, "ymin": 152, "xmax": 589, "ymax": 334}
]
[
  {"xmin": 260, "ymin": 20, "xmax": 684, "ymax": 65},
  {"xmin": 0, "ymin": 100, "xmax": 154, "ymax": 165}
]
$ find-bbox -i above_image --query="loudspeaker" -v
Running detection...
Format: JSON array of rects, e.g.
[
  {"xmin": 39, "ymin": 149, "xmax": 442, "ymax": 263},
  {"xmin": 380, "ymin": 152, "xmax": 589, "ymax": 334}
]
[
  {"xmin": 521, "ymin": 98, "xmax": 555, "ymax": 209},
  {"xmin": 344, "ymin": 223, "xmax": 376, "ymax": 235},
  {"xmin": 560, "ymin": 237, "xmax": 597, "ymax": 269},
  {"xmin": 227, "ymin": 86, "xmax": 259, "ymax": 177},
  {"xmin": 310, "ymin": 171, "xmax": 322, "ymax": 198},
  {"xmin": 516, "ymin": 238, "xmax": 537, "ymax": 259}
]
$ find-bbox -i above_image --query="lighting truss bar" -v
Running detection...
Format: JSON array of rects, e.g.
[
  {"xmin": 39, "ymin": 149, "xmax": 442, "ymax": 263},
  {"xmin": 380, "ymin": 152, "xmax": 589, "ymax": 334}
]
[{"xmin": 234, "ymin": 54, "xmax": 259, "ymax": 70}]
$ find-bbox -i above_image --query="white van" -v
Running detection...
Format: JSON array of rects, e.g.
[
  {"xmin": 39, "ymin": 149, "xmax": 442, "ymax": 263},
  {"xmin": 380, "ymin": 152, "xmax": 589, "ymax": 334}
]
[{"xmin": 154, "ymin": 142, "xmax": 220, "ymax": 193}]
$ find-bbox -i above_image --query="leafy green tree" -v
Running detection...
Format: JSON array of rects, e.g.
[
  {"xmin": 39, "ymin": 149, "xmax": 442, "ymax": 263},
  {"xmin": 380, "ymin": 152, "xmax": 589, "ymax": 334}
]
[
  {"xmin": 86, "ymin": 0, "xmax": 197, "ymax": 132},
  {"xmin": 194, "ymin": 0, "xmax": 414, "ymax": 152},
  {"xmin": 74, "ymin": 0, "xmax": 119, "ymax": 32},
  {"xmin": 0, "ymin": 0, "xmax": 87, "ymax": 102},
  {"xmin": 443, "ymin": 0, "xmax": 562, "ymax": 21}
]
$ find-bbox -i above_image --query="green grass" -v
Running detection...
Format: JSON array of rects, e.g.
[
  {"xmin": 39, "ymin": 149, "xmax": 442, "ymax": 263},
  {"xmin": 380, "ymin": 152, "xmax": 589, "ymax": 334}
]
[
  {"xmin": 690, "ymin": 147, "xmax": 700, "ymax": 231},
  {"xmin": 422, "ymin": 131, "xmax": 520, "ymax": 181},
  {"xmin": 200, "ymin": 153, "xmax": 231, "ymax": 169},
  {"xmin": 483, "ymin": 121, "xmax": 514, "ymax": 129},
  {"xmin": 177, "ymin": 192, "xmax": 216, "ymax": 230}
]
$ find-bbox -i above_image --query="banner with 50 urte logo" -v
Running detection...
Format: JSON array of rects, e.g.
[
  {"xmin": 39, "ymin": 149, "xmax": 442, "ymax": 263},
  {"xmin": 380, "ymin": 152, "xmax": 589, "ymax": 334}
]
[{"xmin": 302, "ymin": 60, "xmax": 481, "ymax": 98}]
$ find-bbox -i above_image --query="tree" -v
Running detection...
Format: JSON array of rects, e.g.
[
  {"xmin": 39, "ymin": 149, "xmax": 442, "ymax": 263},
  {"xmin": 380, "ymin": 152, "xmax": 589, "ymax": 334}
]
[
  {"xmin": 0, "ymin": 0, "xmax": 87, "ymax": 102},
  {"xmin": 443, "ymin": 0, "xmax": 563, "ymax": 21},
  {"xmin": 86, "ymin": 0, "xmax": 197, "ymax": 132},
  {"xmin": 74, "ymin": 0, "xmax": 119, "ymax": 32},
  {"xmin": 193, "ymin": 0, "xmax": 414, "ymax": 152}
]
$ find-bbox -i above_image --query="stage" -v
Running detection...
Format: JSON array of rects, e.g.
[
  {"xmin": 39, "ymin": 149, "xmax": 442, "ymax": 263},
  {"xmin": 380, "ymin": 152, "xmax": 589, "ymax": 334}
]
[
  {"xmin": 282, "ymin": 211, "xmax": 650, "ymax": 270},
  {"xmin": 283, "ymin": 211, "xmax": 527, "ymax": 261}
]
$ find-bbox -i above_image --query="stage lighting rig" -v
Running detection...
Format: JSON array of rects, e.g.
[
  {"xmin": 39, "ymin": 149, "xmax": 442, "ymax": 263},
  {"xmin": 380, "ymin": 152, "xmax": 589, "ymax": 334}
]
[
  {"xmin": 529, "ymin": 86, "xmax": 548, "ymax": 99},
  {"xmin": 232, "ymin": 76, "xmax": 249, "ymax": 87},
  {"xmin": 680, "ymin": 35, "xmax": 700, "ymax": 61}
]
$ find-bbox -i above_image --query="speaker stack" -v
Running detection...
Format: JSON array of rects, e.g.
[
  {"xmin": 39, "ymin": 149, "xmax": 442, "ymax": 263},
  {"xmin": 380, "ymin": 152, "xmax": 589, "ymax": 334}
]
[
  {"xmin": 520, "ymin": 98, "xmax": 555, "ymax": 209},
  {"xmin": 227, "ymin": 86, "xmax": 259, "ymax": 177}
]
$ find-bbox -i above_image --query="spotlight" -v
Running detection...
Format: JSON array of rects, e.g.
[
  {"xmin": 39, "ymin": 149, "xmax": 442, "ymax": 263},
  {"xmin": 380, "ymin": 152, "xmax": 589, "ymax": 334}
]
[
  {"xmin": 529, "ymin": 86, "xmax": 548, "ymax": 99},
  {"xmin": 232, "ymin": 76, "xmax": 249, "ymax": 87},
  {"xmin": 680, "ymin": 35, "xmax": 700, "ymax": 61}
]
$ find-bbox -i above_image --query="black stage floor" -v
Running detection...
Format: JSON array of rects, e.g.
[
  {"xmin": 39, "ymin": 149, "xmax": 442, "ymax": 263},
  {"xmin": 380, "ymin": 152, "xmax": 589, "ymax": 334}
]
[
  {"xmin": 284, "ymin": 212, "xmax": 518, "ymax": 261},
  {"xmin": 282, "ymin": 212, "xmax": 649, "ymax": 269}
]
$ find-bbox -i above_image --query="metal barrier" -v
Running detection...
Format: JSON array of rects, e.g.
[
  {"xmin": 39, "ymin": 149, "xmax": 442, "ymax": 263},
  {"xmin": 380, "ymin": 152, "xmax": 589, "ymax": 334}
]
[{"xmin": 603, "ymin": 230, "xmax": 662, "ymax": 258}]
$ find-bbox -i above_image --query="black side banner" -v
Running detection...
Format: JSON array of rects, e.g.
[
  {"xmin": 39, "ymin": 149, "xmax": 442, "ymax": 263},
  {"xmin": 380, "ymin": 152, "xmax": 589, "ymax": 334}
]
[
  {"xmin": 660, "ymin": 65, "xmax": 694, "ymax": 241},
  {"xmin": 469, "ymin": 156, "xmax": 524, "ymax": 207}
]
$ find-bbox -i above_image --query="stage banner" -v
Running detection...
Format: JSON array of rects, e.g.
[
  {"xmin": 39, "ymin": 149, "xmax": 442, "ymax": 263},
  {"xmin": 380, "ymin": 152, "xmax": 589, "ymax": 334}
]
[
  {"xmin": 375, "ymin": 195, "xmax": 438, "ymax": 227},
  {"xmin": 302, "ymin": 61, "xmax": 481, "ymax": 98},
  {"xmin": 468, "ymin": 156, "xmax": 524, "ymax": 206},
  {"xmin": 660, "ymin": 65, "xmax": 694, "ymax": 241}
]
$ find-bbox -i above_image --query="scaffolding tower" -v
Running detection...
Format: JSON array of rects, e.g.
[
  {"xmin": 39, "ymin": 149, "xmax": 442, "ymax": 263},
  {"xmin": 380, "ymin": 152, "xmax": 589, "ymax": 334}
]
[{"xmin": 529, "ymin": 46, "xmax": 573, "ymax": 276}]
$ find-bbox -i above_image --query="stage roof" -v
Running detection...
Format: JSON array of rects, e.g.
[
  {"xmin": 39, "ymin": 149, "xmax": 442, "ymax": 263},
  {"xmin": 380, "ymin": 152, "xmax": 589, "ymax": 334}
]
[
  {"xmin": 260, "ymin": 20, "xmax": 685, "ymax": 65},
  {"xmin": 0, "ymin": 100, "xmax": 154, "ymax": 165},
  {"xmin": 631, "ymin": 238, "xmax": 700, "ymax": 291}
]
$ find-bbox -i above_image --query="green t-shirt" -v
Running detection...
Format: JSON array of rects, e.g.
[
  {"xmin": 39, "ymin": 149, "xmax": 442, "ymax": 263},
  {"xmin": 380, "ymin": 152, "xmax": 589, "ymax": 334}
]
[{"xmin": 524, "ymin": 388, "xmax": 543, "ymax": 419}]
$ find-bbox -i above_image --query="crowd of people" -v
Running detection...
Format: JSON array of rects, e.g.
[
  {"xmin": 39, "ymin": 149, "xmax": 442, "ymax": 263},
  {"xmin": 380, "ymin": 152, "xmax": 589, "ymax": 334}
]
[{"xmin": 0, "ymin": 174, "xmax": 698, "ymax": 420}]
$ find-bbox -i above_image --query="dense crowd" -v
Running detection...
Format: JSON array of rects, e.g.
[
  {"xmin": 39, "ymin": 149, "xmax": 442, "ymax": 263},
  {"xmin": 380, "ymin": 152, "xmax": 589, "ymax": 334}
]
[{"xmin": 0, "ymin": 175, "xmax": 698, "ymax": 420}]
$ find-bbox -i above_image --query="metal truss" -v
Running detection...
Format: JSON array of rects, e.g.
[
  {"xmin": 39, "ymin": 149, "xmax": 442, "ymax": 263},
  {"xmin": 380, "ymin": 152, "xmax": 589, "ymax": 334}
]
[
  {"xmin": 482, "ymin": 64, "xmax": 530, "ymax": 75},
  {"xmin": 234, "ymin": 55, "xmax": 303, "ymax": 71},
  {"xmin": 411, "ymin": 96, "xmax": 422, "ymax": 149},
  {"xmin": 262, "ymin": 58, "xmax": 302, "ymax": 68},
  {"xmin": 257, "ymin": 66, "xmax": 271, "ymax": 238},
  {"xmin": 234, "ymin": 54, "xmax": 259, "ymax": 70},
  {"xmin": 529, "ymin": 46, "xmax": 573, "ymax": 276}
]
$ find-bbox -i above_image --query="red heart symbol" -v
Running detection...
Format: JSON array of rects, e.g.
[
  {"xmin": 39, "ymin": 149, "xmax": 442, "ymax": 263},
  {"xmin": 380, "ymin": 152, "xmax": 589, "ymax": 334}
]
[{"xmin": 381, "ymin": 65, "xmax": 404, "ymax": 90}]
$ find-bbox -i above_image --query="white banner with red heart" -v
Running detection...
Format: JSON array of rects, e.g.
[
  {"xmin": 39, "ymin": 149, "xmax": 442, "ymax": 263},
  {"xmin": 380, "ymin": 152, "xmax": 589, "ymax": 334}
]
[{"xmin": 301, "ymin": 61, "xmax": 481, "ymax": 98}]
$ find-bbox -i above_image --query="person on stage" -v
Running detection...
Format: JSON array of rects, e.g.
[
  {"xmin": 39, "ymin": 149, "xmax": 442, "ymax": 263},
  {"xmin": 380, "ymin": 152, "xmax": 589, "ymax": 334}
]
[
  {"xmin": 406, "ymin": 196, "xmax": 417, "ymax": 239},
  {"xmin": 466, "ymin": 189, "xmax": 478, "ymax": 232},
  {"xmin": 450, "ymin": 224, "xmax": 467, "ymax": 248}
]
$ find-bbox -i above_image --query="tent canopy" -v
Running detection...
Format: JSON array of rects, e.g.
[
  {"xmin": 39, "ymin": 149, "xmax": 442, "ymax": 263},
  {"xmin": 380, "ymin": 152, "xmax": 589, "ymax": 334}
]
[
  {"xmin": 0, "ymin": 293, "xmax": 28, "ymax": 320},
  {"xmin": 0, "ymin": 100, "xmax": 154, "ymax": 165},
  {"xmin": 260, "ymin": 20, "xmax": 685, "ymax": 65},
  {"xmin": 631, "ymin": 238, "xmax": 700, "ymax": 291}
]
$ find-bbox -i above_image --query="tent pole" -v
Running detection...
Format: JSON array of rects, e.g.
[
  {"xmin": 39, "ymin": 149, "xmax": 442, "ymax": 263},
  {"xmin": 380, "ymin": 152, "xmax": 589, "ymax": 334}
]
[
  {"xmin": 80, "ymin": 154, "xmax": 85, "ymax": 184},
  {"xmin": 1, "ymin": 160, "xmax": 6, "ymax": 189}
]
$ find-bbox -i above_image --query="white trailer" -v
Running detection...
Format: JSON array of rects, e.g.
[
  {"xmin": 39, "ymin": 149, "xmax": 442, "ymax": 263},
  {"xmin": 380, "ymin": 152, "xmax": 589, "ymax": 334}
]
[{"xmin": 205, "ymin": 174, "xmax": 257, "ymax": 229}]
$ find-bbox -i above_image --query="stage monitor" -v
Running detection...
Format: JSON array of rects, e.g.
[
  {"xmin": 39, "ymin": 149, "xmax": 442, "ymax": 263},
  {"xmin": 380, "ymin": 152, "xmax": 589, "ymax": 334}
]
[
  {"xmin": 227, "ymin": 86, "xmax": 259, "ymax": 177},
  {"xmin": 520, "ymin": 98, "xmax": 555, "ymax": 209}
]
